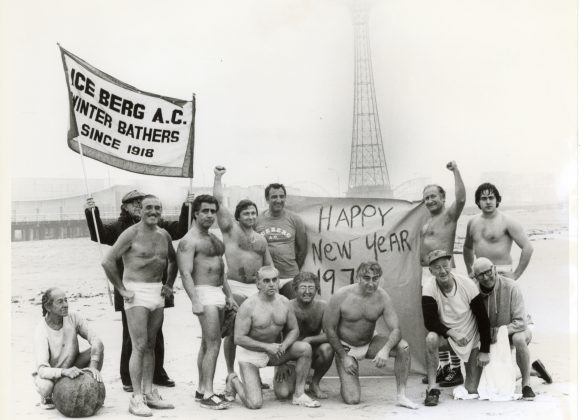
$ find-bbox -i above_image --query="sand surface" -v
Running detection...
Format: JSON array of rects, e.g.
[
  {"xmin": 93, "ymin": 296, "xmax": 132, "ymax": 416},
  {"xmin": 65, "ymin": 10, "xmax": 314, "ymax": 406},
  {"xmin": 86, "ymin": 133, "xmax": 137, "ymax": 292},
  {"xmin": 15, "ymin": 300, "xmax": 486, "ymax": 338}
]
[{"xmin": 9, "ymin": 207, "xmax": 577, "ymax": 419}]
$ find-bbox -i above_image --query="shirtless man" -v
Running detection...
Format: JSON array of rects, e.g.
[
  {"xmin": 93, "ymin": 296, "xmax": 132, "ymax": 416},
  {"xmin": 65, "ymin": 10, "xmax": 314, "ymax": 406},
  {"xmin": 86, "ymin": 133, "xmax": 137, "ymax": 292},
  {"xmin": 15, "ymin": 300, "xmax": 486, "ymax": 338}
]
[
  {"xmin": 225, "ymin": 266, "xmax": 321, "ymax": 409},
  {"xmin": 177, "ymin": 194, "xmax": 236, "ymax": 410},
  {"xmin": 324, "ymin": 262, "xmax": 418, "ymax": 409},
  {"xmin": 275, "ymin": 272, "xmax": 334, "ymax": 399},
  {"xmin": 256, "ymin": 183, "xmax": 308, "ymax": 299},
  {"xmin": 420, "ymin": 161, "xmax": 466, "ymax": 387},
  {"xmin": 463, "ymin": 182, "xmax": 534, "ymax": 280},
  {"xmin": 102, "ymin": 195, "xmax": 176, "ymax": 416},
  {"xmin": 212, "ymin": 166, "xmax": 273, "ymax": 376}
]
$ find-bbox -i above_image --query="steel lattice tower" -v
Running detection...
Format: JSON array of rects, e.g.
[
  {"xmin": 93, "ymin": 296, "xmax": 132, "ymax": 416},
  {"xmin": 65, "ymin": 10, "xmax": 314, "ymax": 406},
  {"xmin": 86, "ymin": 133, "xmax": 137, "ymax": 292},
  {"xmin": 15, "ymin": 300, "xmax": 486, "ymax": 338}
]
[{"xmin": 347, "ymin": 0, "xmax": 393, "ymax": 198}]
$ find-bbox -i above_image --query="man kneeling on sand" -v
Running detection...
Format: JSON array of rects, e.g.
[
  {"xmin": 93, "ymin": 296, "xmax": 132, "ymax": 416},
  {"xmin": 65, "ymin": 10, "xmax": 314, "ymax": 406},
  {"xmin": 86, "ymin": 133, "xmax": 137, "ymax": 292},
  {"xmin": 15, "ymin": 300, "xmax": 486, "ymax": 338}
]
[
  {"xmin": 324, "ymin": 261, "xmax": 418, "ymax": 409},
  {"xmin": 225, "ymin": 266, "xmax": 321, "ymax": 409}
]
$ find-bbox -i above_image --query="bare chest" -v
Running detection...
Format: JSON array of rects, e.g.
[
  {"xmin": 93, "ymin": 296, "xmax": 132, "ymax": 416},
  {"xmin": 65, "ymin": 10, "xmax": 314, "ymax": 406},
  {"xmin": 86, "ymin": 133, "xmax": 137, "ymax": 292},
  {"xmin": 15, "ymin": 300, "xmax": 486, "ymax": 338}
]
[
  {"xmin": 196, "ymin": 234, "xmax": 225, "ymax": 257},
  {"xmin": 340, "ymin": 296, "xmax": 382, "ymax": 323}
]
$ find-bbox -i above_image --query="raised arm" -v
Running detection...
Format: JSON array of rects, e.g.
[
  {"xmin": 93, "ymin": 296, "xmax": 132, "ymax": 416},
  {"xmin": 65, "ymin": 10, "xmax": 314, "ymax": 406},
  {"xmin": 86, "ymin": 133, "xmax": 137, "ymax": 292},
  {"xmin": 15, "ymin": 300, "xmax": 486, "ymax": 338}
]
[
  {"xmin": 176, "ymin": 237, "xmax": 204, "ymax": 314},
  {"xmin": 294, "ymin": 214, "xmax": 308, "ymax": 268},
  {"xmin": 84, "ymin": 198, "xmax": 120, "ymax": 245},
  {"xmin": 506, "ymin": 217, "xmax": 534, "ymax": 280},
  {"xmin": 101, "ymin": 228, "xmax": 135, "ymax": 298},
  {"xmin": 463, "ymin": 219, "xmax": 475, "ymax": 276},
  {"xmin": 446, "ymin": 161, "xmax": 466, "ymax": 222},
  {"xmin": 213, "ymin": 166, "xmax": 235, "ymax": 233},
  {"xmin": 162, "ymin": 193, "xmax": 195, "ymax": 240}
]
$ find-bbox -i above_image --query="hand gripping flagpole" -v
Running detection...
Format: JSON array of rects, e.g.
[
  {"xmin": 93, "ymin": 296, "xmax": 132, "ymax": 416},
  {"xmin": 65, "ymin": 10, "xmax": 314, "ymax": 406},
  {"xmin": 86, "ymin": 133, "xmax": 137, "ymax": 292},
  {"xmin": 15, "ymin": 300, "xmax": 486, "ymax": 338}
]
[{"xmin": 77, "ymin": 136, "xmax": 114, "ymax": 306}]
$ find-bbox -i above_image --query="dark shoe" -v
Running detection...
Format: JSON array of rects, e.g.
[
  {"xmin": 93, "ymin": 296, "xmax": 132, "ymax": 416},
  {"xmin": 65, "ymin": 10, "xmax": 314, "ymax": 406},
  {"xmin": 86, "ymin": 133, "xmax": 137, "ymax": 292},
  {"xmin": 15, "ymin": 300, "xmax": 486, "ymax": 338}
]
[
  {"xmin": 40, "ymin": 396, "xmax": 55, "ymax": 410},
  {"xmin": 424, "ymin": 388, "xmax": 440, "ymax": 406},
  {"xmin": 153, "ymin": 377, "xmax": 175, "ymax": 387},
  {"xmin": 532, "ymin": 360, "xmax": 553, "ymax": 384},
  {"xmin": 422, "ymin": 364, "xmax": 449, "ymax": 384},
  {"xmin": 123, "ymin": 384, "xmax": 134, "ymax": 393},
  {"xmin": 194, "ymin": 391, "xmax": 204, "ymax": 402},
  {"xmin": 260, "ymin": 382, "xmax": 270, "ymax": 390},
  {"xmin": 200, "ymin": 394, "xmax": 228, "ymax": 410},
  {"xmin": 215, "ymin": 393, "xmax": 233, "ymax": 404},
  {"xmin": 522, "ymin": 385, "xmax": 536, "ymax": 401},
  {"xmin": 440, "ymin": 367, "xmax": 464, "ymax": 387}
]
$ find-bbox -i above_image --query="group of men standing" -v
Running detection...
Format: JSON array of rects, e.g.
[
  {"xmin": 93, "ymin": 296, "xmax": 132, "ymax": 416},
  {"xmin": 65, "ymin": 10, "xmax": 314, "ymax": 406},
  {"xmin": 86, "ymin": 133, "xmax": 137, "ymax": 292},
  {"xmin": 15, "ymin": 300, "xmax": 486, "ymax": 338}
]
[{"xmin": 83, "ymin": 161, "xmax": 550, "ymax": 416}]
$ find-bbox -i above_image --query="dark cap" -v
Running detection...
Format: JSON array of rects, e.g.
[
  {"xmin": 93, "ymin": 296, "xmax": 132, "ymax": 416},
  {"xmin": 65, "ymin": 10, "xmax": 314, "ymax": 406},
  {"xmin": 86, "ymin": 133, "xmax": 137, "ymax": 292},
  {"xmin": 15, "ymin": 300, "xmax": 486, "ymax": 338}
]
[
  {"xmin": 427, "ymin": 250, "xmax": 452, "ymax": 265},
  {"xmin": 122, "ymin": 190, "xmax": 146, "ymax": 204}
]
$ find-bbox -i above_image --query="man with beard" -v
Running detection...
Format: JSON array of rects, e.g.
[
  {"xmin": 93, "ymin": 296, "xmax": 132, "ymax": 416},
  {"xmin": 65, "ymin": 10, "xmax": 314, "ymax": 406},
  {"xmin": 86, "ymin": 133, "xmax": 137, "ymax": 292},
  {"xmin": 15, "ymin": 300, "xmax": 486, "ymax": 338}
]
[
  {"xmin": 420, "ymin": 161, "xmax": 466, "ymax": 387},
  {"xmin": 102, "ymin": 195, "xmax": 177, "ymax": 416},
  {"xmin": 324, "ymin": 262, "xmax": 418, "ymax": 409},
  {"xmin": 212, "ymin": 166, "xmax": 273, "ymax": 379},
  {"xmin": 85, "ymin": 190, "xmax": 193, "ymax": 392},
  {"xmin": 256, "ymin": 183, "xmax": 307, "ymax": 299},
  {"xmin": 177, "ymin": 195, "xmax": 237, "ymax": 410},
  {"xmin": 274, "ymin": 272, "xmax": 334, "ymax": 399}
]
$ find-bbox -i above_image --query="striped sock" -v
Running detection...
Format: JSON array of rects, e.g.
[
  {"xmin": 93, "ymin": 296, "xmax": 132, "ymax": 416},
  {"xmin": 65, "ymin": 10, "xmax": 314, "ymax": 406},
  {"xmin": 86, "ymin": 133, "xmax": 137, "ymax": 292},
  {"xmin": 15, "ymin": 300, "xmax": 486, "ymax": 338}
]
[
  {"xmin": 450, "ymin": 352, "xmax": 461, "ymax": 370},
  {"xmin": 439, "ymin": 351, "xmax": 450, "ymax": 369}
]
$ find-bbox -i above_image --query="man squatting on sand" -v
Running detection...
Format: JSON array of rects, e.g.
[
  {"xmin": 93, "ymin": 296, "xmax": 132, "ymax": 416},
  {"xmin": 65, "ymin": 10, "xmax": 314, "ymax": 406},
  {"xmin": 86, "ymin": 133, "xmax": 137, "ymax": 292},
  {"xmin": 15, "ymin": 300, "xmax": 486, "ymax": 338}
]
[
  {"xmin": 225, "ymin": 266, "xmax": 322, "ymax": 408},
  {"xmin": 256, "ymin": 182, "xmax": 308, "ymax": 299},
  {"xmin": 102, "ymin": 195, "xmax": 177, "ymax": 416},
  {"xmin": 420, "ymin": 161, "xmax": 466, "ymax": 387},
  {"xmin": 85, "ymin": 190, "xmax": 194, "ymax": 391},
  {"xmin": 33, "ymin": 288, "xmax": 104, "ymax": 410},
  {"xmin": 463, "ymin": 182, "xmax": 551, "ymax": 383},
  {"xmin": 472, "ymin": 257, "xmax": 537, "ymax": 400},
  {"xmin": 422, "ymin": 249, "xmax": 491, "ymax": 407},
  {"xmin": 177, "ymin": 194, "xmax": 237, "ymax": 410},
  {"xmin": 324, "ymin": 261, "xmax": 418, "ymax": 409},
  {"xmin": 212, "ymin": 166, "xmax": 273, "ymax": 379},
  {"xmin": 274, "ymin": 272, "xmax": 335, "ymax": 399}
]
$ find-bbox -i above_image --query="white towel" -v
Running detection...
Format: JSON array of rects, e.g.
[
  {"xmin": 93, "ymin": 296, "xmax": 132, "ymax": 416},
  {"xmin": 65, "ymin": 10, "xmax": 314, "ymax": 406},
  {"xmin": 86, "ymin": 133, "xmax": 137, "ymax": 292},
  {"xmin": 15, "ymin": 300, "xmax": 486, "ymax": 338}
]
[{"xmin": 477, "ymin": 325, "xmax": 522, "ymax": 401}]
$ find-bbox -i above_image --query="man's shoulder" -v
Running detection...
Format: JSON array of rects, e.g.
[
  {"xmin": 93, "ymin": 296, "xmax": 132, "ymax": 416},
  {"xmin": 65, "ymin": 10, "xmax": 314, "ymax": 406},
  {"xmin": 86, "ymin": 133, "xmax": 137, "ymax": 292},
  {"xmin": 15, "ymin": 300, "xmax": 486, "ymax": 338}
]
[
  {"xmin": 454, "ymin": 273, "xmax": 479, "ymax": 294},
  {"xmin": 497, "ymin": 275, "xmax": 518, "ymax": 290}
]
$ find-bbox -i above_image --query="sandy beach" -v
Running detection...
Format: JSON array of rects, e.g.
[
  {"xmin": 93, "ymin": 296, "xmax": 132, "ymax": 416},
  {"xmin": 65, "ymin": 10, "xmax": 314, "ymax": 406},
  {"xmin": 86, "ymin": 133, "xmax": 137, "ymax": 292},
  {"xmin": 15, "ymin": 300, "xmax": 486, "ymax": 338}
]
[{"xmin": 9, "ymin": 206, "xmax": 576, "ymax": 420}]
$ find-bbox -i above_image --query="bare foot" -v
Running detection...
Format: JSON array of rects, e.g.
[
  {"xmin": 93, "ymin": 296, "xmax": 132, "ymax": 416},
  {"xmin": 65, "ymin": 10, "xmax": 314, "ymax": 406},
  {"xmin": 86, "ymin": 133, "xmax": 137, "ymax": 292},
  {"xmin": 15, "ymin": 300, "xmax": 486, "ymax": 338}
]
[
  {"xmin": 309, "ymin": 384, "xmax": 328, "ymax": 399},
  {"xmin": 397, "ymin": 395, "xmax": 419, "ymax": 410}
]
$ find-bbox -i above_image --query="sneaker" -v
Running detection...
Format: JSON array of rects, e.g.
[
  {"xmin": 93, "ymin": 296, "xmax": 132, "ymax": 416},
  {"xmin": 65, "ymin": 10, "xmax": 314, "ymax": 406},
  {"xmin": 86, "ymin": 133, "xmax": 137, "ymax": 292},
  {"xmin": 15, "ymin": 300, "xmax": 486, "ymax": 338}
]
[
  {"xmin": 123, "ymin": 384, "xmax": 134, "ymax": 393},
  {"xmin": 522, "ymin": 385, "xmax": 536, "ymax": 401},
  {"xmin": 129, "ymin": 395, "xmax": 153, "ymax": 417},
  {"xmin": 440, "ymin": 367, "xmax": 464, "ymax": 387},
  {"xmin": 422, "ymin": 364, "xmax": 449, "ymax": 384},
  {"xmin": 144, "ymin": 388, "xmax": 175, "ymax": 409},
  {"xmin": 424, "ymin": 388, "xmax": 441, "ymax": 407},
  {"xmin": 194, "ymin": 390, "xmax": 204, "ymax": 402},
  {"xmin": 200, "ymin": 394, "xmax": 229, "ymax": 410},
  {"xmin": 215, "ymin": 393, "xmax": 234, "ymax": 403},
  {"xmin": 532, "ymin": 360, "xmax": 553, "ymax": 384},
  {"xmin": 40, "ymin": 396, "xmax": 55, "ymax": 410}
]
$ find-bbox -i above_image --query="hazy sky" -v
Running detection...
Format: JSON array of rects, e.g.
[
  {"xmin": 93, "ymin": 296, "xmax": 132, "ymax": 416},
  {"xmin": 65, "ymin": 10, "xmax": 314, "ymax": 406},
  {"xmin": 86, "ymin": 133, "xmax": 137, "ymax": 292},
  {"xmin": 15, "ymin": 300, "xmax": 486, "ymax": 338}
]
[{"xmin": 2, "ymin": 0, "xmax": 577, "ymax": 197}]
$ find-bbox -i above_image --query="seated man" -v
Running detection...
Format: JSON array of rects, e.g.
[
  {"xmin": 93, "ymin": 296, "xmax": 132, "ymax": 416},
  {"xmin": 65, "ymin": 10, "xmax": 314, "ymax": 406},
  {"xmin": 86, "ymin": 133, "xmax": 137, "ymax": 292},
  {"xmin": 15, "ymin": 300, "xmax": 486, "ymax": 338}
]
[
  {"xmin": 324, "ymin": 261, "xmax": 418, "ymax": 409},
  {"xmin": 225, "ymin": 266, "xmax": 321, "ymax": 409},
  {"xmin": 422, "ymin": 250, "xmax": 491, "ymax": 406},
  {"xmin": 275, "ymin": 272, "xmax": 334, "ymax": 399},
  {"xmin": 33, "ymin": 288, "xmax": 104, "ymax": 410},
  {"xmin": 473, "ymin": 257, "xmax": 550, "ymax": 401}
]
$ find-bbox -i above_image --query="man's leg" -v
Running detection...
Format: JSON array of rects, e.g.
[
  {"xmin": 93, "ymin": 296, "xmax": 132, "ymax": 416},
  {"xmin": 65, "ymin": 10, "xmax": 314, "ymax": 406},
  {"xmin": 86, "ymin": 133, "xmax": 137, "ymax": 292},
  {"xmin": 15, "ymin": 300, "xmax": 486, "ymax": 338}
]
[
  {"xmin": 335, "ymin": 353, "xmax": 361, "ymax": 404},
  {"xmin": 153, "ymin": 321, "xmax": 173, "ymax": 385},
  {"xmin": 513, "ymin": 330, "xmax": 533, "ymax": 388},
  {"xmin": 73, "ymin": 347, "xmax": 104, "ymax": 371},
  {"xmin": 273, "ymin": 364, "xmax": 296, "ymax": 400},
  {"xmin": 464, "ymin": 348, "xmax": 483, "ymax": 394},
  {"xmin": 366, "ymin": 336, "xmax": 418, "ymax": 409},
  {"xmin": 224, "ymin": 294, "xmax": 246, "ymax": 375},
  {"xmin": 231, "ymin": 362, "xmax": 263, "ymax": 409},
  {"xmin": 125, "ymin": 306, "xmax": 152, "ymax": 397},
  {"xmin": 425, "ymin": 332, "xmax": 442, "ymax": 390},
  {"xmin": 310, "ymin": 343, "xmax": 334, "ymax": 399},
  {"xmin": 142, "ymin": 308, "xmax": 164, "ymax": 396},
  {"xmin": 197, "ymin": 306, "xmax": 224, "ymax": 399},
  {"xmin": 120, "ymin": 309, "xmax": 133, "ymax": 388},
  {"xmin": 272, "ymin": 342, "xmax": 319, "ymax": 407}
]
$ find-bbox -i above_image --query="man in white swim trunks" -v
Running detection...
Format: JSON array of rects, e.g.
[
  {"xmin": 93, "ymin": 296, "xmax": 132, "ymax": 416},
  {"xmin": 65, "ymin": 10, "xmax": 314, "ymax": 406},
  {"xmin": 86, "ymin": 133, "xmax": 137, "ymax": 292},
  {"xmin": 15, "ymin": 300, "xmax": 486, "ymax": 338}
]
[
  {"xmin": 324, "ymin": 261, "xmax": 418, "ymax": 409},
  {"xmin": 421, "ymin": 250, "xmax": 491, "ymax": 407},
  {"xmin": 420, "ymin": 161, "xmax": 466, "ymax": 387},
  {"xmin": 177, "ymin": 194, "xmax": 236, "ymax": 410},
  {"xmin": 212, "ymin": 166, "xmax": 273, "ymax": 377},
  {"xmin": 102, "ymin": 195, "xmax": 176, "ymax": 416},
  {"xmin": 463, "ymin": 183, "xmax": 534, "ymax": 281},
  {"xmin": 225, "ymin": 266, "xmax": 321, "ymax": 409},
  {"xmin": 256, "ymin": 183, "xmax": 308, "ymax": 299}
]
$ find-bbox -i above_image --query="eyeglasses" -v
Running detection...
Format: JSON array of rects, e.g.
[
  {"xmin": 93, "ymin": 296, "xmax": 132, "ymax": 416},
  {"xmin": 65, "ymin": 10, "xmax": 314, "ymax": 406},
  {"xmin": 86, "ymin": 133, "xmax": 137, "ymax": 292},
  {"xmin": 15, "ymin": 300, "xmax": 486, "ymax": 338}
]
[
  {"xmin": 475, "ymin": 268, "xmax": 494, "ymax": 280},
  {"xmin": 297, "ymin": 285, "xmax": 316, "ymax": 292}
]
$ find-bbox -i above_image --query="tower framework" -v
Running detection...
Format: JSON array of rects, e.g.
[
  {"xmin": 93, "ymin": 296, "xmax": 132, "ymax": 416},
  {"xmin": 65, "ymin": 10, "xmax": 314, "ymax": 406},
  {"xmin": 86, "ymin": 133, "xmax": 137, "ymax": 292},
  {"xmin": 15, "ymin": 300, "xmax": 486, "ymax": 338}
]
[{"xmin": 347, "ymin": 0, "xmax": 393, "ymax": 198}]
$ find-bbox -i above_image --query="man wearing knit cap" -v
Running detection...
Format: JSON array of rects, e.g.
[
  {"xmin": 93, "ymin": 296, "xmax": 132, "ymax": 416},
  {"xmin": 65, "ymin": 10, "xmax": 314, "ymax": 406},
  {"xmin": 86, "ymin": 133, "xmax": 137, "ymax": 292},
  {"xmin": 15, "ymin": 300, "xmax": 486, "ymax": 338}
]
[
  {"xmin": 421, "ymin": 250, "xmax": 491, "ymax": 406},
  {"xmin": 473, "ymin": 257, "xmax": 551, "ymax": 401}
]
